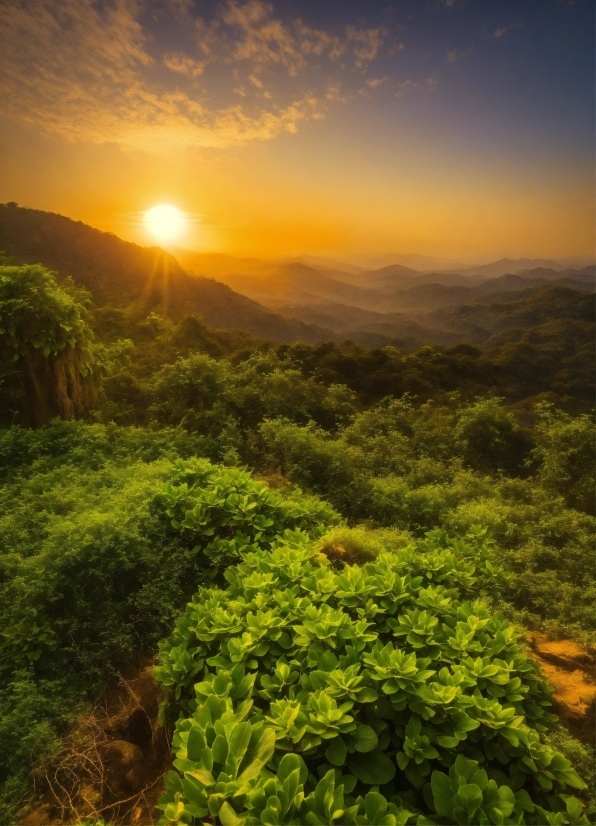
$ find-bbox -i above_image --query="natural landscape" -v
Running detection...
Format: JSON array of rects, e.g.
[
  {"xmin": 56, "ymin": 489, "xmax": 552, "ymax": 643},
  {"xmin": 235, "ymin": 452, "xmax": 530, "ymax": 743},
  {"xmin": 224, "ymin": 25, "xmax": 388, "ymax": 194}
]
[{"xmin": 0, "ymin": 2, "xmax": 594, "ymax": 825}]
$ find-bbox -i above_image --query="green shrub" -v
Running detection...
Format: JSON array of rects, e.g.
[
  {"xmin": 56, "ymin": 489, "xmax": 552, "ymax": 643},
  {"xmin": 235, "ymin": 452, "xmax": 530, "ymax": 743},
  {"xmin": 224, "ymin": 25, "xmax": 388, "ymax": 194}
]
[
  {"xmin": 156, "ymin": 531, "xmax": 589, "ymax": 825},
  {"xmin": 0, "ymin": 264, "xmax": 92, "ymax": 360},
  {"xmin": 162, "ymin": 457, "xmax": 340, "ymax": 577},
  {"xmin": 0, "ymin": 441, "xmax": 338, "ymax": 821},
  {"xmin": 531, "ymin": 404, "xmax": 596, "ymax": 515}
]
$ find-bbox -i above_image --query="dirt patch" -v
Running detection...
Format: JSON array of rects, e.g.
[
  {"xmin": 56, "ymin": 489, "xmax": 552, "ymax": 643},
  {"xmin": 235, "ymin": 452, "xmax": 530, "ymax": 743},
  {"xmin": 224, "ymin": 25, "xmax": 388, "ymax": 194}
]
[
  {"xmin": 20, "ymin": 666, "xmax": 170, "ymax": 826},
  {"xmin": 530, "ymin": 633, "xmax": 596, "ymax": 745}
]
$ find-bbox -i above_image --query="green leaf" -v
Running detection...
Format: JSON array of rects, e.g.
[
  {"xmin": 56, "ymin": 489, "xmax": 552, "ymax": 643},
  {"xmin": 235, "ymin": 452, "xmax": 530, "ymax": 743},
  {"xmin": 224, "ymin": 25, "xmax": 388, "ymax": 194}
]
[
  {"xmin": 186, "ymin": 727, "xmax": 206, "ymax": 762},
  {"xmin": 349, "ymin": 749, "xmax": 396, "ymax": 785},
  {"xmin": 226, "ymin": 722, "xmax": 252, "ymax": 775},
  {"xmin": 431, "ymin": 771, "xmax": 453, "ymax": 817},
  {"xmin": 566, "ymin": 797, "xmax": 583, "ymax": 822},
  {"xmin": 454, "ymin": 783, "xmax": 483, "ymax": 816},
  {"xmin": 188, "ymin": 768, "xmax": 215, "ymax": 786},
  {"xmin": 219, "ymin": 800, "xmax": 246, "ymax": 826},
  {"xmin": 365, "ymin": 791, "xmax": 389, "ymax": 822},
  {"xmin": 354, "ymin": 724, "xmax": 378, "ymax": 753},
  {"xmin": 325, "ymin": 736, "xmax": 347, "ymax": 767},
  {"xmin": 436, "ymin": 736, "xmax": 459, "ymax": 749}
]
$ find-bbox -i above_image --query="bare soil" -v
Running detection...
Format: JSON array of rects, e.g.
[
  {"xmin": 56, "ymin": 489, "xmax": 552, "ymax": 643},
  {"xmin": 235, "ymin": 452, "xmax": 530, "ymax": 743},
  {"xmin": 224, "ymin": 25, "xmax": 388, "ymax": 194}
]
[
  {"xmin": 530, "ymin": 633, "xmax": 596, "ymax": 745},
  {"xmin": 20, "ymin": 665, "xmax": 170, "ymax": 826},
  {"xmin": 19, "ymin": 632, "xmax": 595, "ymax": 824}
]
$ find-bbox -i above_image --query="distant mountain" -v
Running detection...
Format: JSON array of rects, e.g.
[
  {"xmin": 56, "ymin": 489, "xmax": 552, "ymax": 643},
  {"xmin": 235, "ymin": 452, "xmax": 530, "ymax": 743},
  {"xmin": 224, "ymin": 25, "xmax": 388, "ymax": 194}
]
[
  {"xmin": 174, "ymin": 249, "xmax": 593, "ymax": 313},
  {"xmin": 516, "ymin": 265, "xmax": 595, "ymax": 282},
  {"xmin": 331, "ymin": 264, "xmax": 425, "ymax": 290},
  {"xmin": 350, "ymin": 253, "xmax": 469, "ymax": 271},
  {"xmin": 0, "ymin": 204, "xmax": 336, "ymax": 344},
  {"xmin": 177, "ymin": 252, "xmax": 384, "ymax": 311},
  {"xmin": 279, "ymin": 279, "xmax": 594, "ymax": 350},
  {"xmin": 279, "ymin": 302, "xmax": 461, "ymax": 347},
  {"xmin": 379, "ymin": 269, "xmax": 594, "ymax": 312},
  {"xmin": 338, "ymin": 264, "xmax": 594, "ymax": 295},
  {"xmin": 293, "ymin": 255, "xmax": 364, "ymax": 275},
  {"xmin": 425, "ymin": 284, "xmax": 595, "ymax": 343},
  {"xmin": 447, "ymin": 258, "xmax": 566, "ymax": 279}
]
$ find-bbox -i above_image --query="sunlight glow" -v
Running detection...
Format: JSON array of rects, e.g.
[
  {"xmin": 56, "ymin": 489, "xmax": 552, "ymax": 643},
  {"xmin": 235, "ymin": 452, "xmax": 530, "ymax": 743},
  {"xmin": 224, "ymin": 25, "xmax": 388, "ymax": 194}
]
[{"xmin": 144, "ymin": 204, "xmax": 187, "ymax": 242}]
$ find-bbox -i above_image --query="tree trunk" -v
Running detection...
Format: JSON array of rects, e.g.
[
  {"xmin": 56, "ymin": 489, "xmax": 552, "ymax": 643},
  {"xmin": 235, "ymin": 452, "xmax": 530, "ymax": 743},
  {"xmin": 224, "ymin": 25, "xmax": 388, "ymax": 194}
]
[{"xmin": 13, "ymin": 345, "xmax": 97, "ymax": 427}]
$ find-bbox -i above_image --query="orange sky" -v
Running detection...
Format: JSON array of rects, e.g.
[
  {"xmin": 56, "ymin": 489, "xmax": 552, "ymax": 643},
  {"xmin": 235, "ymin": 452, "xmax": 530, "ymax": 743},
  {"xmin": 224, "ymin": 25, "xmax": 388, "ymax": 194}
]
[{"xmin": 0, "ymin": 0, "xmax": 594, "ymax": 263}]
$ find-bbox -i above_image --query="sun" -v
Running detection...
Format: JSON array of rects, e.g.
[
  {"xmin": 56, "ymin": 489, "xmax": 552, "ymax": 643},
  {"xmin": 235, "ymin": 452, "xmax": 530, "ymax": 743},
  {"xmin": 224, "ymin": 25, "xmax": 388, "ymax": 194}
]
[{"xmin": 143, "ymin": 204, "xmax": 187, "ymax": 243}]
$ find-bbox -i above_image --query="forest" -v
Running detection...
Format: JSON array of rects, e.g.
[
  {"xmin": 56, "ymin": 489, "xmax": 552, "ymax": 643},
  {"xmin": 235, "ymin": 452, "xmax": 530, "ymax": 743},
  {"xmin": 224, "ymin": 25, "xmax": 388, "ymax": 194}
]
[{"xmin": 0, "ymin": 208, "xmax": 594, "ymax": 826}]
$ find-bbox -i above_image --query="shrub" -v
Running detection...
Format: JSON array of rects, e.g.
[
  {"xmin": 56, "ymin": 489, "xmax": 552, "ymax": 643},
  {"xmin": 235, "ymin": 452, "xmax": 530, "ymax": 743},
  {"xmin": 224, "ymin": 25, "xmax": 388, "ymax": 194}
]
[
  {"xmin": 162, "ymin": 457, "xmax": 340, "ymax": 578},
  {"xmin": 155, "ymin": 531, "xmax": 589, "ymax": 825}
]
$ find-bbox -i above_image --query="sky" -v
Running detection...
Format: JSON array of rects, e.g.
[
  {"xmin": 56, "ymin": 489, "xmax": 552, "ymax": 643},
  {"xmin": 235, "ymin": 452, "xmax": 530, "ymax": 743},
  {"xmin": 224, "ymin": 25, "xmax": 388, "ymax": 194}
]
[{"xmin": 0, "ymin": 0, "xmax": 594, "ymax": 263}]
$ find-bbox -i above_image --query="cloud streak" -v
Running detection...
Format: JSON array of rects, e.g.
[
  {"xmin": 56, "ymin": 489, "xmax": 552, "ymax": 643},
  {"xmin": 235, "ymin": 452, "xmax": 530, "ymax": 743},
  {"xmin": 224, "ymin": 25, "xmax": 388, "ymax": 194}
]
[{"xmin": 0, "ymin": 0, "xmax": 385, "ymax": 151}]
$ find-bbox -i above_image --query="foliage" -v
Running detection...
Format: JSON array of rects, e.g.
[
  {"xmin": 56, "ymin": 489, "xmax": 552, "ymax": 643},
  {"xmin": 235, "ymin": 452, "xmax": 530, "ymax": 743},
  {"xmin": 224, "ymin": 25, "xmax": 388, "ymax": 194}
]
[
  {"xmin": 0, "ymin": 264, "xmax": 93, "ymax": 361},
  {"xmin": 530, "ymin": 403, "xmax": 596, "ymax": 516},
  {"xmin": 156, "ymin": 531, "xmax": 590, "ymax": 825},
  {"xmin": 162, "ymin": 458, "xmax": 339, "ymax": 578},
  {"xmin": 258, "ymin": 401, "xmax": 596, "ymax": 643},
  {"xmin": 0, "ymin": 439, "xmax": 338, "ymax": 821},
  {"xmin": 0, "ymin": 232, "xmax": 593, "ymax": 823}
]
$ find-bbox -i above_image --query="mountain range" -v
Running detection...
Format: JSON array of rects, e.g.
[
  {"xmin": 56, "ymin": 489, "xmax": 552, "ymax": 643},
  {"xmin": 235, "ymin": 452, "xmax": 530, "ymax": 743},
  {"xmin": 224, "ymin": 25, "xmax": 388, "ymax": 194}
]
[
  {"xmin": 1, "ymin": 203, "xmax": 593, "ymax": 350},
  {"xmin": 0, "ymin": 204, "xmax": 334, "ymax": 344}
]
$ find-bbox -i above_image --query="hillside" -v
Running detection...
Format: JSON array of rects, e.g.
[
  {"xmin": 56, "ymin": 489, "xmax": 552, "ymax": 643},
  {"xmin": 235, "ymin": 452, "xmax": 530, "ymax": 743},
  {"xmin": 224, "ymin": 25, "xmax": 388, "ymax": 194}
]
[
  {"xmin": 177, "ymin": 245, "xmax": 594, "ymax": 319},
  {"xmin": 178, "ymin": 252, "xmax": 384, "ymax": 310},
  {"xmin": 0, "ymin": 204, "xmax": 335, "ymax": 344},
  {"xmin": 1, "ymin": 231, "xmax": 594, "ymax": 826},
  {"xmin": 429, "ymin": 284, "xmax": 595, "ymax": 338}
]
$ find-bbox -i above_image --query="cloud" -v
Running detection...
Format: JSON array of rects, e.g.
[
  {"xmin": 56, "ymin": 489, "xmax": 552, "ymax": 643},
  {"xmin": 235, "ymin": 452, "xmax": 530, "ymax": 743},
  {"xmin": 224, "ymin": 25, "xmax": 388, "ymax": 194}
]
[
  {"xmin": 365, "ymin": 76, "xmax": 389, "ymax": 88},
  {"xmin": 446, "ymin": 47, "xmax": 472, "ymax": 62},
  {"xmin": 346, "ymin": 25, "xmax": 387, "ymax": 68},
  {"xmin": 294, "ymin": 21, "xmax": 345, "ymax": 62},
  {"xmin": 0, "ymin": 0, "xmax": 384, "ymax": 151},
  {"xmin": 164, "ymin": 52, "xmax": 205, "ymax": 77},
  {"xmin": 395, "ymin": 78, "xmax": 414, "ymax": 98},
  {"xmin": 493, "ymin": 23, "xmax": 522, "ymax": 38},
  {"xmin": 223, "ymin": 0, "xmax": 305, "ymax": 75},
  {"xmin": 394, "ymin": 76, "xmax": 436, "ymax": 97}
]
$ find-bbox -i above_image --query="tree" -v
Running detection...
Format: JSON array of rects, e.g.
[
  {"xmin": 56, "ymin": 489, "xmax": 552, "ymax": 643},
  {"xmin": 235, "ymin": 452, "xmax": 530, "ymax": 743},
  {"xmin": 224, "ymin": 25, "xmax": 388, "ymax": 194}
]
[
  {"xmin": 0, "ymin": 264, "xmax": 96, "ymax": 426},
  {"xmin": 532, "ymin": 402, "xmax": 596, "ymax": 515}
]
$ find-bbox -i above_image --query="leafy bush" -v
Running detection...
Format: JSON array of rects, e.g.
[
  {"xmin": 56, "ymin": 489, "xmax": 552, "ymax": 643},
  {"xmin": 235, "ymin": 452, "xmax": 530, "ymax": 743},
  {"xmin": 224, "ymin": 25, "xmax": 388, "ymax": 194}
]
[
  {"xmin": 0, "ymin": 264, "xmax": 93, "ymax": 360},
  {"xmin": 156, "ymin": 531, "xmax": 589, "ymax": 825},
  {"xmin": 531, "ymin": 404, "xmax": 596, "ymax": 516},
  {"xmin": 0, "ymin": 442, "xmax": 337, "ymax": 821},
  {"xmin": 162, "ymin": 458, "xmax": 340, "ymax": 578},
  {"xmin": 258, "ymin": 407, "xmax": 596, "ymax": 643}
]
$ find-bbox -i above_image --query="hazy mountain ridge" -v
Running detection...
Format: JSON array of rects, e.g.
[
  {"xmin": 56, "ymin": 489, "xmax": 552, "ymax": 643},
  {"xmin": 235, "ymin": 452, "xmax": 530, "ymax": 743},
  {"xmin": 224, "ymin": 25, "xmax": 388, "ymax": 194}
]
[
  {"xmin": 280, "ymin": 284, "xmax": 595, "ymax": 348},
  {"xmin": 1, "ymin": 205, "xmax": 592, "ymax": 350},
  {"xmin": 176, "ymin": 247, "xmax": 594, "ymax": 315},
  {"xmin": 444, "ymin": 257, "xmax": 569, "ymax": 279},
  {"xmin": 0, "ymin": 205, "xmax": 338, "ymax": 344}
]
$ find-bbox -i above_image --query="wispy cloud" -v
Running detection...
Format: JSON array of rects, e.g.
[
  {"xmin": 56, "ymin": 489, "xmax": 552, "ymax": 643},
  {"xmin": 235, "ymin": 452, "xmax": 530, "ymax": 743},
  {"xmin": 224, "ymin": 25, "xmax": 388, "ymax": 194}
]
[
  {"xmin": 493, "ymin": 23, "xmax": 522, "ymax": 38},
  {"xmin": 0, "ymin": 0, "xmax": 386, "ymax": 151},
  {"xmin": 395, "ymin": 79, "xmax": 414, "ymax": 98},
  {"xmin": 446, "ymin": 47, "xmax": 473, "ymax": 62},
  {"xmin": 347, "ymin": 25, "xmax": 387, "ymax": 68},
  {"xmin": 365, "ymin": 76, "xmax": 389, "ymax": 88},
  {"xmin": 164, "ymin": 53, "xmax": 205, "ymax": 77},
  {"xmin": 223, "ymin": 0, "xmax": 306, "ymax": 76},
  {"xmin": 394, "ymin": 76, "xmax": 437, "ymax": 97}
]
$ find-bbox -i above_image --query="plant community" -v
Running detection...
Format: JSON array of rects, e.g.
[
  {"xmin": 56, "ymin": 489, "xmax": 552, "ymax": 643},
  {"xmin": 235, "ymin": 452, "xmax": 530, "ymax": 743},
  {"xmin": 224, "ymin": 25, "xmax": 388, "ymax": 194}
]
[{"xmin": 0, "ymin": 207, "xmax": 594, "ymax": 825}]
